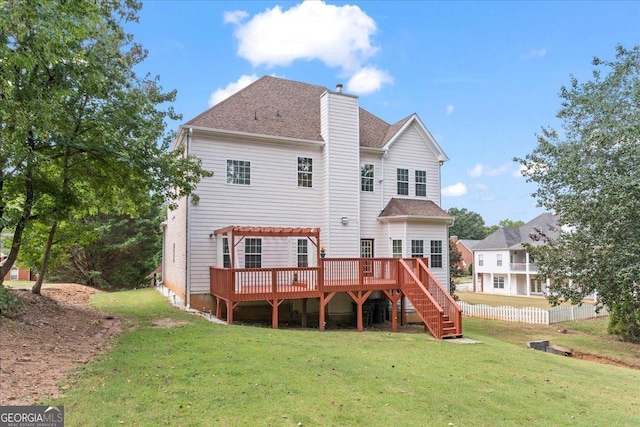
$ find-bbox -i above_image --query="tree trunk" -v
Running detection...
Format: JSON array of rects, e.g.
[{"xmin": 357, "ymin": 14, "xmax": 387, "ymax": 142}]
[{"xmin": 32, "ymin": 221, "xmax": 58, "ymax": 295}]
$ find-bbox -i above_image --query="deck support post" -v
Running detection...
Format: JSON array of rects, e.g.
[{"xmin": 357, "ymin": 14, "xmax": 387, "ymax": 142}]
[
  {"xmin": 400, "ymin": 295, "xmax": 406, "ymax": 326},
  {"xmin": 216, "ymin": 297, "xmax": 223, "ymax": 319},
  {"xmin": 347, "ymin": 290, "xmax": 372, "ymax": 332},
  {"xmin": 301, "ymin": 298, "xmax": 308, "ymax": 327},
  {"xmin": 319, "ymin": 292, "xmax": 337, "ymax": 331},
  {"xmin": 383, "ymin": 289, "xmax": 402, "ymax": 332},
  {"xmin": 226, "ymin": 299, "xmax": 234, "ymax": 324},
  {"xmin": 268, "ymin": 299, "xmax": 285, "ymax": 329}
]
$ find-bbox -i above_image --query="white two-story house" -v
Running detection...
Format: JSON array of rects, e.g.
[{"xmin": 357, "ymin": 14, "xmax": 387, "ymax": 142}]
[
  {"xmin": 162, "ymin": 76, "xmax": 457, "ymax": 333},
  {"xmin": 472, "ymin": 212, "xmax": 560, "ymax": 296}
]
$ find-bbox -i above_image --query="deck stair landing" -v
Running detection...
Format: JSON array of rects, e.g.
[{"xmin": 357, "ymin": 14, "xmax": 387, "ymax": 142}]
[{"xmin": 399, "ymin": 259, "xmax": 463, "ymax": 339}]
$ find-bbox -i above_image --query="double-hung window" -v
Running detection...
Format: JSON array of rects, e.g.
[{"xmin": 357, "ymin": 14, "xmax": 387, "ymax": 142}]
[
  {"xmin": 361, "ymin": 164, "xmax": 374, "ymax": 192},
  {"xmin": 298, "ymin": 157, "xmax": 313, "ymax": 187},
  {"xmin": 411, "ymin": 240, "xmax": 424, "ymax": 258},
  {"xmin": 392, "ymin": 240, "xmax": 403, "ymax": 258},
  {"xmin": 297, "ymin": 239, "xmax": 308, "ymax": 267},
  {"xmin": 430, "ymin": 240, "xmax": 443, "ymax": 268},
  {"xmin": 245, "ymin": 238, "xmax": 262, "ymax": 268},
  {"xmin": 397, "ymin": 168, "xmax": 409, "ymax": 195},
  {"xmin": 496, "ymin": 254, "xmax": 503, "ymax": 266},
  {"xmin": 478, "ymin": 254, "xmax": 484, "ymax": 266},
  {"xmin": 415, "ymin": 170, "xmax": 426, "ymax": 197},
  {"xmin": 227, "ymin": 160, "xmax": 251, "ymax": 185},
  {"xmin": 493, "ymin": 277, "xmax": 505, "ymax": 289}
]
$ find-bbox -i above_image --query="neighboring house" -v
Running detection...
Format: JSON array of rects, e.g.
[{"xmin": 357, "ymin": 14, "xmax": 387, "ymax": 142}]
[
  {"xmin": 472, "ymin": 212, "xmax": 560, "ymax": 296},
  {"xmin": 450, "ymin": 237, "xmax": 480, "ymax": 273},
  {"xmin": 0, "ymin": 253, "xmax": 35, "ymax": 281},
  {"xmin": 162, "ymin": 76, "xmax": 460, "ymax": 336}
]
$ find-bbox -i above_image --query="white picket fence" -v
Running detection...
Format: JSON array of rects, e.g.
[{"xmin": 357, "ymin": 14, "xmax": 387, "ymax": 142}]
[{"xmin": 458, "ymin": 301, "xmax": 608, "ymax": 325}]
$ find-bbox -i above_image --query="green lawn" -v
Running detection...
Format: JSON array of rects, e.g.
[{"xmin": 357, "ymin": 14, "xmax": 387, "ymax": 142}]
[
  {"xmin": 52, "ymin": 289, "xmax": 640, "ymax": 426},
  {"xmin": 457, "ymin": 291, "xmax": 567, "ymax": 309}
]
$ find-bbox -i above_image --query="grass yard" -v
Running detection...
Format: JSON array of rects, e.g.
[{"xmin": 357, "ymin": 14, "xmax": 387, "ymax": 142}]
[
  {"xmin": 457, "ymin": 291, "xmax": 567, "ymax": 309},
  {"xmin": 53, "ymin": 289, "xmax": 640, "ymax": 426}
]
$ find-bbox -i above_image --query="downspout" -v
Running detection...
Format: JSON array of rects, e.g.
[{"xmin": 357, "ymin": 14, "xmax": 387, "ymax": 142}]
[
  {"xmin": 380, "ymin": 150, "xmax": 387, "ymax": 211},
  {"xmin": 186, "ymin": 127, "xmax": 193, "ymax": 308}
]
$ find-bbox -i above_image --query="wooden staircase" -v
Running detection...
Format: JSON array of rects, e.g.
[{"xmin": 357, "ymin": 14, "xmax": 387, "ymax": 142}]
[{"xmin": 399, "ymin": 259, "xmax": 463, "ymax": 339}]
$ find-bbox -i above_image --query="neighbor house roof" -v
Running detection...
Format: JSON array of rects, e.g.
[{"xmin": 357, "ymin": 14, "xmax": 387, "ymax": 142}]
[
  {"xmin": 473, "ymin": 212, "xmax": 560, "ymax": 251},
  {"xmin": 378, "ymin": 198, "xmax": 452, "ymax": 220},
  {"xmin": 185, "ymin": 76, "xmax": 416, "ymax": 148},
  {"xmin": 458, "ymin": 239, "xmax": 481, "ymax": 250}
]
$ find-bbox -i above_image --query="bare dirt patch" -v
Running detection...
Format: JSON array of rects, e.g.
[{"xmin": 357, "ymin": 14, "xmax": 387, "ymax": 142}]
[
  {"xmin": 152, "ymin": 317, "xmax": 189, "ymax": 328},
  {"xmin": 0, "ymin": 284, "xmax": 122, "ymax": 405}
]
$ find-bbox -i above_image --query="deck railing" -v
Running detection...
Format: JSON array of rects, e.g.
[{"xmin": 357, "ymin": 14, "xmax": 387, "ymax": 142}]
[
  {"xmin": 416, "ymin": 259, "xmax": 462, "ymax": 336},
  {"xmin": 210, "ymin": 266, "xmax": 319, "ymax": 298},
  {"xmin": 322, "ymin": 258, "xmax": 398, "ymax": 290},
  {"xmin": 399, "ymin": 259, "xmax": 444, "ymax": 338}
]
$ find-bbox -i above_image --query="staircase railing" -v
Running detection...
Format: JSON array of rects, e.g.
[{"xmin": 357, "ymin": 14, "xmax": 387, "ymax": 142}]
[
  {"xmin": 399, "ymin": 259, "xmax": 444, "ymax": 338},
  {"xmin": 416, "ymin": 259, "xmax": 463, "ymax": 336}
]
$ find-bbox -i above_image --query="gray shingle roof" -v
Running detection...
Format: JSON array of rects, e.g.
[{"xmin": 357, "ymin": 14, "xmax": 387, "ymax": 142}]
[
  {"xmin": 379, "ymin": 198, "xmax": 452, "ymax": 219},
  {"xmin": 459, "ymin": 239, "xmax": 481, "ymax": 250},
  {"xmin": 186, "ymin": 76, "xmax": 411, "ymax": 148},
  {"xmin": 473, "ymin": 212, "xmax": 560, "ymax": 250}
]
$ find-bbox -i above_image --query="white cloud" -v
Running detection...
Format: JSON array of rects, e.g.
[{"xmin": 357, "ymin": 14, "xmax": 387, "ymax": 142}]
[
  {"xmin": 471, "ymin": 183, "xmax": 489, "ymax": 191},
  {"xmin": 445, "ymin": 105, "xmax": 454, "ymax": 115},
  {"xmin": 209, "ymin": 74, "xmax": 259, "ymax": 107},
  {"xmin": 442, "ymin": 182, "xmax": 467, "ymax": 197},
  {"xmin": 346, "ymin": 67, "xmax": 393, "ymax": 94},
  {"xmin": 230, "ymin": 2, "xmax": 377, "ymax": 69},
  {"xmin": 226, "ymin": 1, "xmax": 391, "ymax": 93},
  {"xmin": 467, "ymin": 163, "xmax": 484, "ymax": 178},
  {"xmin": 223, "ymin": 10, "xmax": 249, "ymax": 24},
  {"xmin": 521, "ymin": 48, "xmax": 547, "ymax": 59},
  {"xmin": 467, "ymin": 162, "xmax": 511, "ymax": 178}
]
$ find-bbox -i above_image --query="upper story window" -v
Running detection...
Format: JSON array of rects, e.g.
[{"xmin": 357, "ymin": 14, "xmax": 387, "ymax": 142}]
[
  {"xmin": 298, "ymin": 157, "xmax": 313, "ymax": 187},
  {"xmin": 361, "ymin": 164, "xmax": 374, "ymax": 192},
  {"xmin": 227, "ymin": 159, "xmax": 251, "ymax": 185},
  {"xmin": 245, "ymin": 238, "xmax": 262, "ymax": 268},
  {"xmin": 497, "ymin": 254, "xmax": 503, "ymax": 266},
  {"xmin": 297, "ymin": 239, "xmax": 308, "ymax": 267},
  {"xmin": 392, "ymin": 240, "xmax": 403, "ymax": 258},
  {"xmin": 430, "ymin": 240, "xmax": 443, "ymax": 268},
  {"xmin": 415, "ymin": 170, "xmax": 426, "ymax": 197},
  {"xmin": 478, "ymin": 254, "xmax": 484, "ymax": 266},
  {"xmin": 397, "ymin": 168, "xmax": 409, "ymax": 195},
  {"xmin": 411, "ymin": 240, "xmax": 424, "ymax": 258}
]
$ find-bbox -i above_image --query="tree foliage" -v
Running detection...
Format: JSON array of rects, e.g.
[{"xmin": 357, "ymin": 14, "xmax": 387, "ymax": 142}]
[
  {"xmin": 447, "ymin": 208, "xmax": 487, "ymax": 240},
  {"xmin": 0, "ymin": 0, "xmax": 211, "ymax": 291},
  {"xmin": 448, "ymin": 242, "xmax": 464, "ymax": 300},
  {"xmin": 41, "ymin": 206, "xmax": 164, "ymax": 290},
  {"xmin": 515, "ymin": 45, "xmax": 640, "ymax": 342}
]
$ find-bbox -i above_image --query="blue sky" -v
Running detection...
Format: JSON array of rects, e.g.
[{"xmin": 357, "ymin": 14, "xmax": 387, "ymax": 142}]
[{"xmin": 129, "ymin": 1, "xmax": 639, "ymax": 226}]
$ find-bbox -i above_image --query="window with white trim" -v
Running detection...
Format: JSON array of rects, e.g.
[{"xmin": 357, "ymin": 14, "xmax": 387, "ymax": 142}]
[
  {"xmin": 392, "ymin": 240, "xmax": 403, "ymax": 258},
  {"xmin": 223, "ymin": 238, "xmax": 231, "ymax": 268},
  {"xmin": 493, "ymin": 276, "xmax": 505, "ymax": 289},
  {"xmin": 298, "ymin": 157, "xmax": 313, "ymax": 187},
  {"xmin": 411, "ymin": 240, "xmax": 424, "ymax": 258},
  {"xmin": 397, "ymin": 168, "xmax": 409, "ymax": 195},
  {"xmin": 478, "ymin": 254, "xmax": 484, "ymax": 266},
  {"xmin": 361, "ymin": 164, "xmax": 374, "ymax": 192},
  {"xmin": 227, "ymin": 160, "xmax": 251, "ymax": 185},
  {"xmin": 244, "ymin": 238, "xmax": 262, "ymax": 268},
  {"xmin": 415, "ymin": 170, "xmax": 426, "ymax": 197},
  {"xmin": 496, "ymin": 254, "xmax": 503, "ymax": 266},
  {"xmin": 430, "ymin": 240, "xmax": 443, "ymax": 268},
  {"xmin": 297, "ymin": 239, "xmax": 308, "ymax": 267}
]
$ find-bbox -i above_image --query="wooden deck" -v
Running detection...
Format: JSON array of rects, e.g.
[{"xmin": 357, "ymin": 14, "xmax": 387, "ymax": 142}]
[{"xmin": 210, "ymin": 258, "xmax": 463, "ymax": 338}]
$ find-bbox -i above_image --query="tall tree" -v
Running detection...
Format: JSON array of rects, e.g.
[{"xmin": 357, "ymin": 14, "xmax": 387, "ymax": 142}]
[
  {"xmin": 447, "ymin": 208, "xmax": 487, "ymax": 240},
  {"xmin": 0, "ymin": 0, "xmax": 210, "ymax": 291},
  {"xmin": 515, "ymin": 45, "xmax": 640, "ymax": 342}
]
